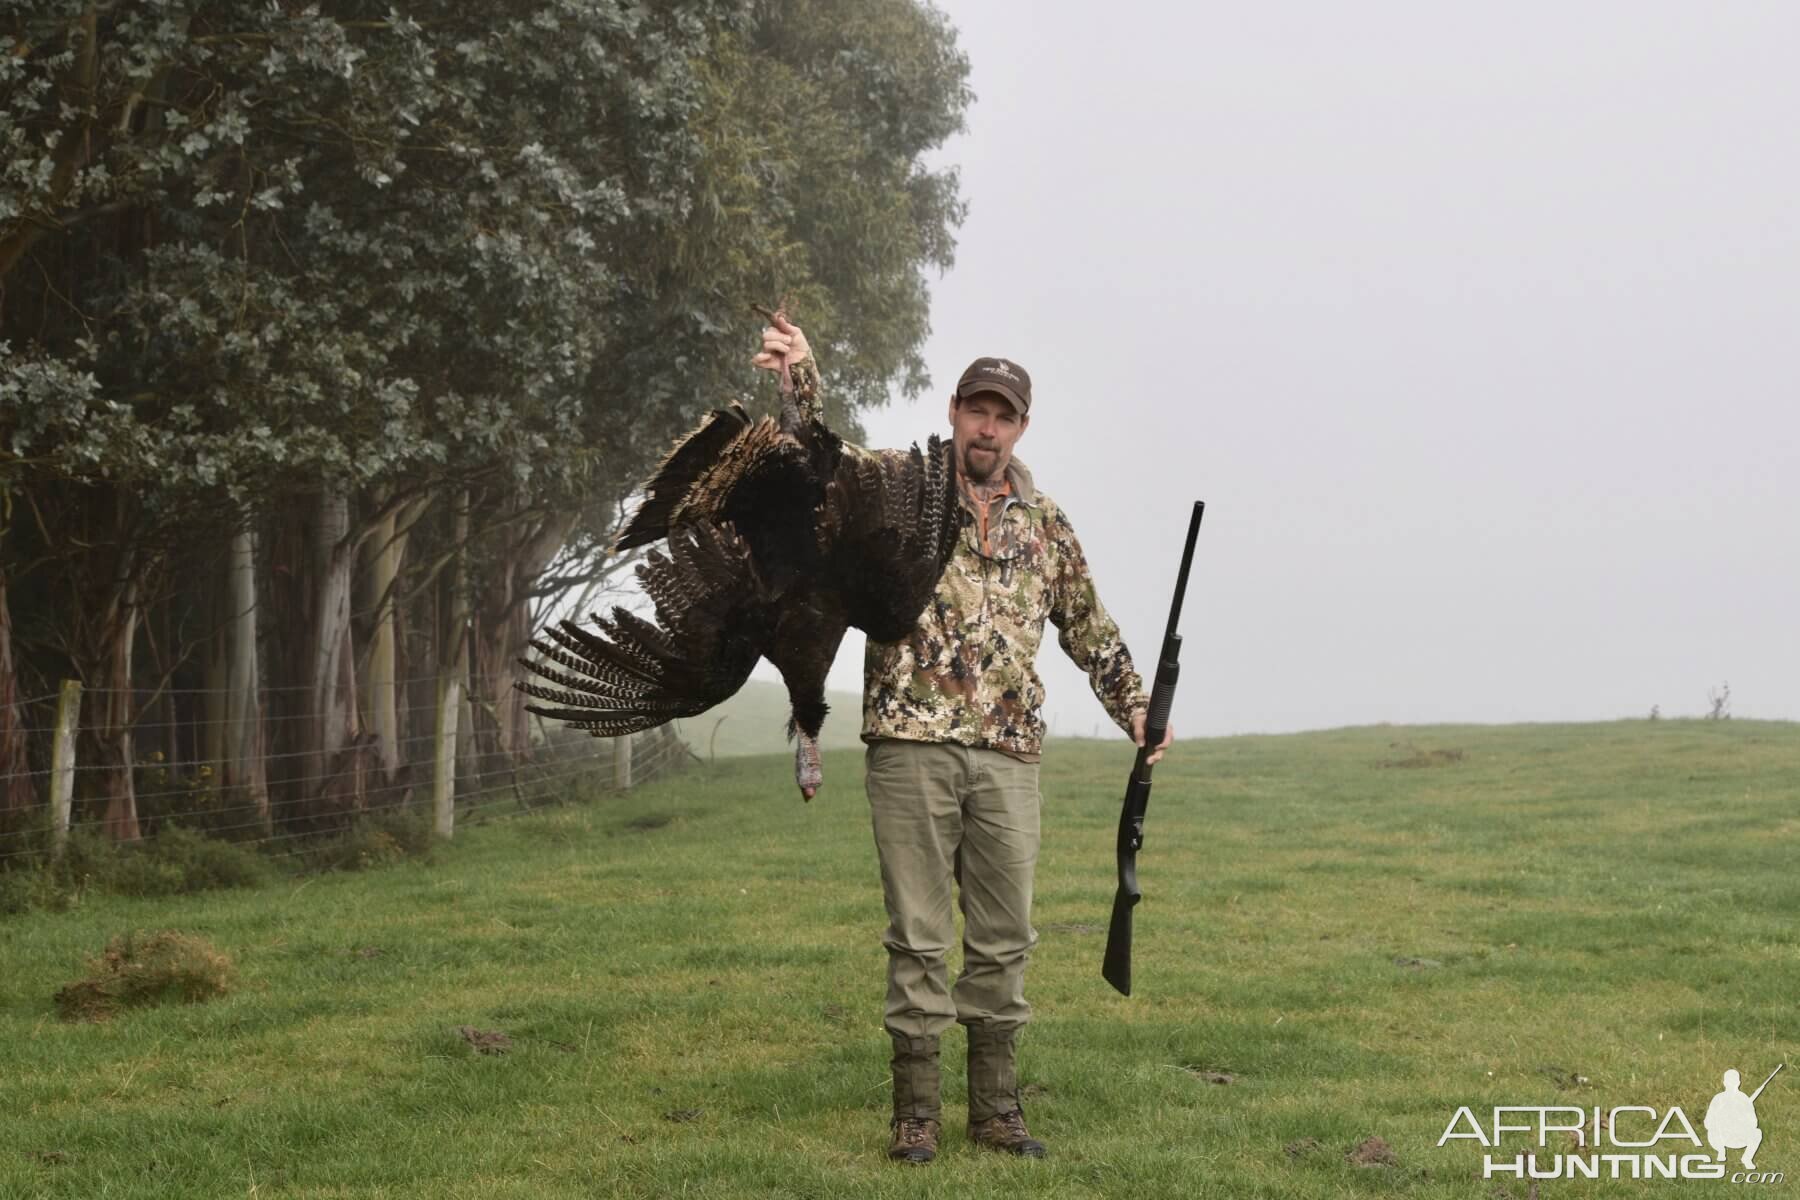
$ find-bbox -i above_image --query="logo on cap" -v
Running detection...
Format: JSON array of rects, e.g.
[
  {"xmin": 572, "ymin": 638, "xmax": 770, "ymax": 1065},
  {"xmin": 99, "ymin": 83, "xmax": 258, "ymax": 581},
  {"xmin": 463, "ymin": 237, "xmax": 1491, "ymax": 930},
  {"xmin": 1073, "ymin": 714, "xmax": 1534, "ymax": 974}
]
[{"xmin": 958, "ymin": 356, "xmax": 1032, "ymax": 413}]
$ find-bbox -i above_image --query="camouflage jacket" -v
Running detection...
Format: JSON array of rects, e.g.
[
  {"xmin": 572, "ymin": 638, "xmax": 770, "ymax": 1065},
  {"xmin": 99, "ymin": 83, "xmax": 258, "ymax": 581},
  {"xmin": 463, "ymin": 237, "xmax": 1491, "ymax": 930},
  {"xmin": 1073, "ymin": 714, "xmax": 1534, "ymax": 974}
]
[{"xmin": 859, "ymin": 449, "xmax": 1149, "ymax": 760}]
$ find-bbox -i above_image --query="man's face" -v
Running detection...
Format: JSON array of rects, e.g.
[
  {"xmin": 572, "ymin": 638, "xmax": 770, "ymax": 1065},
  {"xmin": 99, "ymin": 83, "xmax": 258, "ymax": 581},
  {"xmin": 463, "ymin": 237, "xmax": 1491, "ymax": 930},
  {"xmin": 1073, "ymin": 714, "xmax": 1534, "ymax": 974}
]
[{"xmin": 947, "ymin": 391, "xmax": 1029, "ymax": 483}]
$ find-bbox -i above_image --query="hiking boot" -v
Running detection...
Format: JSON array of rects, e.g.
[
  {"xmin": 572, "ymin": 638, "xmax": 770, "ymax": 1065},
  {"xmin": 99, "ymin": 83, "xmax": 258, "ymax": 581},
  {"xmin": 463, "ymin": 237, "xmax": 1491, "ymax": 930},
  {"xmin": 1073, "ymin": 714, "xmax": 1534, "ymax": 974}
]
[
  {"xmin": 888, "ymin": 1033, "xmax": 942, "ymax": 1163},
  {"xmin": 888, "ymin": 1116, "xmax": 941, "ymax": 1164},
  {"xmin": 968, "ymin": 1108, "xmax": 1047, "ymax": 1158}
]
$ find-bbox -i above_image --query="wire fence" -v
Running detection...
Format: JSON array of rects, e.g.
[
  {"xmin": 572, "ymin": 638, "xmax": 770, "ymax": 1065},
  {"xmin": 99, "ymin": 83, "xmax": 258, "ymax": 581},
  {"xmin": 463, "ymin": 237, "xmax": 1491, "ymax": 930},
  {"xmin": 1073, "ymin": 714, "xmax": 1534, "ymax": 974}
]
[{"xmin": 0, "ymin": 676, "xmax": 698, "ymax": 869}]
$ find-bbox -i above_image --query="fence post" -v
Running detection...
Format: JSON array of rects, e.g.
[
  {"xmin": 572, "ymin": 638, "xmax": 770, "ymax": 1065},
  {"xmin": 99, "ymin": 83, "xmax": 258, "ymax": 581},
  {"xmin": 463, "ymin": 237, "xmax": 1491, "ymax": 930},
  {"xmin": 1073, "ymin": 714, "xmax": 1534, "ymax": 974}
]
[
  {"xmin": 433, "ymin": 671, "xmax": 460, "ymax": 839},
  {"xmin": 613, "ymin": 733, "xmax": 633, "ymax": 792},
  {"xmin": 49, "ymin": 679, "xmax": 80, "ymax": 857}
]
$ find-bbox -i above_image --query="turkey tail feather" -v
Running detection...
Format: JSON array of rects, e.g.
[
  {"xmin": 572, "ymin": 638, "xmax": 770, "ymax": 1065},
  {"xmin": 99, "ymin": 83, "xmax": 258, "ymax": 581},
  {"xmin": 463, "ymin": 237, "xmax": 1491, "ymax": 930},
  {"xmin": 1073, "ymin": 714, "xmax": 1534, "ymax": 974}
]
[
  {"xmin": 519, "ymin": 521, "xmax": 772, "ymax": 736},
  {"xmin": 828, "ymin": 437, "xmax": 961, "ymax": 641}
]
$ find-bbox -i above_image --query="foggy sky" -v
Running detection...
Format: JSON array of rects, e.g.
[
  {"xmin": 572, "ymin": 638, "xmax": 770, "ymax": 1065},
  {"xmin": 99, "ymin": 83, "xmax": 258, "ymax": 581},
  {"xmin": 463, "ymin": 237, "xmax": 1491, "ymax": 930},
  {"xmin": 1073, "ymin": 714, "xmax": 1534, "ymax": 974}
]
[{"xmin": 755, "ymin": 0, "xmax": 1800, "ymax": 739}]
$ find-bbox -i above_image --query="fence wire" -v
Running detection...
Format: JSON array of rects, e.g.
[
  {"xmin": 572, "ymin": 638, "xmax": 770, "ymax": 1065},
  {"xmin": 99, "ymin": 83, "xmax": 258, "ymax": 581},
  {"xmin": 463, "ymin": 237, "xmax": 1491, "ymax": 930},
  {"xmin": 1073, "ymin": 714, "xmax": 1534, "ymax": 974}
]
[{"xmin": 0, "ymin": 678, "xmax": 700, "ymax": 868}]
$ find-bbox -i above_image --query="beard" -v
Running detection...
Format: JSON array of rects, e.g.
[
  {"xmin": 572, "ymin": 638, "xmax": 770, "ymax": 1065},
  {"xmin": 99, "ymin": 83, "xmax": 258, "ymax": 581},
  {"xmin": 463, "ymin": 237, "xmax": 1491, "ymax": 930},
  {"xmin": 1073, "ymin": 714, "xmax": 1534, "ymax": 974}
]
[{"xmin": 960, "ymin": 442, "xmax": 1002, "ymax": 482}]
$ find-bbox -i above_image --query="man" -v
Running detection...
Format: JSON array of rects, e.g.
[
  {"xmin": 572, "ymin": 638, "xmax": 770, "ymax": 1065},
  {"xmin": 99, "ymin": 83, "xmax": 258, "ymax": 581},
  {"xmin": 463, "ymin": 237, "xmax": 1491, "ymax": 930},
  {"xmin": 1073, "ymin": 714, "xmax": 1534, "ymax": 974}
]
[{"xmin": 753, "ymin": 317, "xmax": 1172, "ymax": 1164}]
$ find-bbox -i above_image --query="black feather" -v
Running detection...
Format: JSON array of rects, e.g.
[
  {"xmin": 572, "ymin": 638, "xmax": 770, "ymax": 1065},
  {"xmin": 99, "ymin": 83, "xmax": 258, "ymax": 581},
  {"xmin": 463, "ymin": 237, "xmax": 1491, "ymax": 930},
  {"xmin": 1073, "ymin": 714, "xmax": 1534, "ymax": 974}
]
[{"xmin": 518, "ymin": 394, "xmax": 958, "ymax": 767}]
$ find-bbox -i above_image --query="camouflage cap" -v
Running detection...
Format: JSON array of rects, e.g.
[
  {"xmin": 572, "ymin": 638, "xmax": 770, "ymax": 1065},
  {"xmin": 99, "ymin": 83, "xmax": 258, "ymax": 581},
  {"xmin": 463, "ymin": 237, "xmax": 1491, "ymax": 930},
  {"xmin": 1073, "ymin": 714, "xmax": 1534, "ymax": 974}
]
[{"xmin": 956, "ymin": 357, "xmax": 1031, "ymax": 414}]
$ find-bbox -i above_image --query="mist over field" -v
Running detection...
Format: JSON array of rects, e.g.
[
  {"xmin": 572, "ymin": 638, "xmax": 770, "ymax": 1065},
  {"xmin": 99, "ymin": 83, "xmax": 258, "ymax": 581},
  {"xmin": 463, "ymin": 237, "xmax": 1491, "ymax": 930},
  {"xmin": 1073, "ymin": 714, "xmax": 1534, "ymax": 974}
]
[{"xmin": 785, "ymin": 1, "xmax": 1800, "ymax": 740}]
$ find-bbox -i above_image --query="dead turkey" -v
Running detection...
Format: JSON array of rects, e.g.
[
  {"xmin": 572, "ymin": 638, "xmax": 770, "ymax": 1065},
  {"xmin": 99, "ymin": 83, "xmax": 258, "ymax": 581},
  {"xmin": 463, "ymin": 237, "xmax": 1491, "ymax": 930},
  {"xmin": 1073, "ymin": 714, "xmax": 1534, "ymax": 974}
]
[{"xmin": 516, "ymin": 356, "xmax": 959, "ymax": 798}]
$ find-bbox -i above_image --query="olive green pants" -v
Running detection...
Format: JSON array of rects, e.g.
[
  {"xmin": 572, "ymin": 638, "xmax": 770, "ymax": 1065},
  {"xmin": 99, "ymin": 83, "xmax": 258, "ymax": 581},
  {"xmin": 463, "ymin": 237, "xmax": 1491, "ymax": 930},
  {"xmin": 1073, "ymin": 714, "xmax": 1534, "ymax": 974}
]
[{"xmin": 864, "ymin": 738, "xmax": 1041, "ymax": 1042}]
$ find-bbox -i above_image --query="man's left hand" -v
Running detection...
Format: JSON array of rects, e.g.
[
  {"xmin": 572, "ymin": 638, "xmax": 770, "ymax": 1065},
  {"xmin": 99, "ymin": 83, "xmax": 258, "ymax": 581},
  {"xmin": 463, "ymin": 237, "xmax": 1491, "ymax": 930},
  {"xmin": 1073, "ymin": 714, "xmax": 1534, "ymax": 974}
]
[{"xmin": 1130, "ymin": 709, "xmax": 1173, "ymax": 765}]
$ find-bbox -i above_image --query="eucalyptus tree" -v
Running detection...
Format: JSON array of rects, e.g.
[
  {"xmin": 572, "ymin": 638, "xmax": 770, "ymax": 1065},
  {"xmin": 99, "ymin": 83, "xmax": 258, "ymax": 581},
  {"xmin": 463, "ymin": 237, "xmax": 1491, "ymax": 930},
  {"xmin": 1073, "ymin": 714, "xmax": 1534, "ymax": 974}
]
[
  {"xmin": 1, "ymin": 0, "xmax": 970, "ymax": 833},
  {"xmin": 4, "ymin": 0, "xmax": 745, "ymax": 828}
]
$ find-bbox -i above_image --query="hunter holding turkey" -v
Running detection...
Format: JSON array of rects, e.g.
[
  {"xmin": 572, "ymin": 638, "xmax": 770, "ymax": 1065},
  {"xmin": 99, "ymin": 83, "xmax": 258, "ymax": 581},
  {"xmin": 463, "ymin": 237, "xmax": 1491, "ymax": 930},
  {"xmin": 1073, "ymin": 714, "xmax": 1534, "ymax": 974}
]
[{"xmin": 753, "ymin": 315, "xmax": 1174, "ymax": 1164}]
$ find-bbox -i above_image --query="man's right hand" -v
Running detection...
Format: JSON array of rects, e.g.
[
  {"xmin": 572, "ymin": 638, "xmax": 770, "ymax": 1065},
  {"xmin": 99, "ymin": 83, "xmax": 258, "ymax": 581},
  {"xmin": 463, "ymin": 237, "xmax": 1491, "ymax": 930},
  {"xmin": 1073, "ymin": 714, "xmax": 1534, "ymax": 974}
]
[
  {"xmin": 750, "ymin": 312, "xmax": 811, "ymax": 374},
  {"xmin": 1131, "ymin": 708, "xmax": 1174, "ymax": 766}
]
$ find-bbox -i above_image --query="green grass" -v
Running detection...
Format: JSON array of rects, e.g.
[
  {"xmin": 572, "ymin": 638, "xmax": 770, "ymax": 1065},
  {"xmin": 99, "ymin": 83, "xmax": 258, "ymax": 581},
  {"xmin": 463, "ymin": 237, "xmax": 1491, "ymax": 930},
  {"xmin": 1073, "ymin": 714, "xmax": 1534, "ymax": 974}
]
[{"xmin": 3, "ymin": 720, "xmax": 1797, "ymax": 1198}]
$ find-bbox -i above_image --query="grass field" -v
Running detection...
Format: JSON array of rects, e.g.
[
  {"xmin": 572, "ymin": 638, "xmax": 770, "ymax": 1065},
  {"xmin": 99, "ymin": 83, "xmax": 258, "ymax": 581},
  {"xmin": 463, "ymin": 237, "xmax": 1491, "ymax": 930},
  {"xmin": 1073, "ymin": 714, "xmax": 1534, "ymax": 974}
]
[{"xmin": 3, "ymin": 720, "xmax": 1797, "ymax": 1198}]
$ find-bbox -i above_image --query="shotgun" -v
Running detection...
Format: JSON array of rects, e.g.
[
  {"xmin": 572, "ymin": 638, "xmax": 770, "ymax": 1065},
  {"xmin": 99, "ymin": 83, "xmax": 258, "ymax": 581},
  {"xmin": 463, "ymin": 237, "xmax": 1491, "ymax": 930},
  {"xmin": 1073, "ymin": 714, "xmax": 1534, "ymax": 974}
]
[{"xmin": 1102, "ymin": 500, "xmax": 1204, "ymax": 996}]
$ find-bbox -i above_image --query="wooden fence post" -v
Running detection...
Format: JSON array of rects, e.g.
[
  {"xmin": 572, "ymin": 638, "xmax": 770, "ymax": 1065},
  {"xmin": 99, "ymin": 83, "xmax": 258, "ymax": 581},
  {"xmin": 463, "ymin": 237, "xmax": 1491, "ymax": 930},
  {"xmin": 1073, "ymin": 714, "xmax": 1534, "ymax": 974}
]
[
  {"xmin": 613, "ymin": 733, "xmax": 633, "ymax": 792},
  {"xmin": 49, "ymin": 679, "xmax": 80, "ymax": 857},
  {"xmin": 433, "ymin": 671, "xmax": 459, "ymax": 840}
]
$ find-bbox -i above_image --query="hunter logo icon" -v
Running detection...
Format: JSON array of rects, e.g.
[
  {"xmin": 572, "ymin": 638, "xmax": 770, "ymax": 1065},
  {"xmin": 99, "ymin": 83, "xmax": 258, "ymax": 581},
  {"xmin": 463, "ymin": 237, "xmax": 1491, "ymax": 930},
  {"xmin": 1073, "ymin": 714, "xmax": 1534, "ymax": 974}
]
[
  {"xmin": 1707, "ymin": 1065, "xmax": 1782, "ymax": 1170},
  {"xmin": 1436, "ymin": 1059, "xmax": 1786, "ymax": 1183},
  {"xmin": 985, "ymin": 360, "xmax": 1020, "ymax": 381}
]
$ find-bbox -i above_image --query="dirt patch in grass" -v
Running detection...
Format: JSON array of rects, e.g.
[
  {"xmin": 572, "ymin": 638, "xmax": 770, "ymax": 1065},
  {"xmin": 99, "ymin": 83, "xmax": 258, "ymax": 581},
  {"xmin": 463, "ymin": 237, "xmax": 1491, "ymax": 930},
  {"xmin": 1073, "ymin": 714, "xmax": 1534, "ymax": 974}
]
[
  {"xmin": 455, "ymin": 1026, "xmax": 512, "ymax": 1055},
  {"xmin": 1539, "ymin": 1064, "xmax": 1590, "ymax": 1090},
  {"xmin": 1347, "ymin": 1135, "xmax": 1398, "ymax": 1166},
  {"xmin": 1379, "ymin": 744, "xmax": 1465, "ymax": 768},
  {"xmin": 53, "ymin": 930, "xmax": 235, "ymax": 1022},
  {"xmin": 1181, "ymin": 1065, "xmax": 1237, "ymax": 1084}
]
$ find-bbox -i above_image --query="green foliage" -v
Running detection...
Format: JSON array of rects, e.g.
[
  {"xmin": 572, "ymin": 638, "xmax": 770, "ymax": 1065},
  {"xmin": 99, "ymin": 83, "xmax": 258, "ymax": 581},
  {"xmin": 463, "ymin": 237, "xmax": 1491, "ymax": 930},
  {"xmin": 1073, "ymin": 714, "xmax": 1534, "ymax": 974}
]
[
  {"xmin": 0, "ymin": 862, "xmax": 67, "ymax": 916},
  {"xmin": 662, "ymin": 0, "xmax": 972, "ymax": 432},
  {"xmin": 133, "ymin": 758, "xmax": 243, "ymax": 835},
  {"xmin": 0, "ymin": 823, "xmax": 271, "ymax": 911},
  {"xmin": 5, "ymin": 1, "xmax": 735, "ymax": 498},
  {"xmin": 118, "ymin": 824, "xmax": 275, "ymax": 894},
  {"xmin": 32, "ymin": 828, "xmax": 123, "ymax": 905},
  {"xmin": 301, "ymin": 803, "xmax": 436, "ymax": 872},
  {"xmin": 2, "ymin": 0, "xmax": 968, "ymax": 506}
]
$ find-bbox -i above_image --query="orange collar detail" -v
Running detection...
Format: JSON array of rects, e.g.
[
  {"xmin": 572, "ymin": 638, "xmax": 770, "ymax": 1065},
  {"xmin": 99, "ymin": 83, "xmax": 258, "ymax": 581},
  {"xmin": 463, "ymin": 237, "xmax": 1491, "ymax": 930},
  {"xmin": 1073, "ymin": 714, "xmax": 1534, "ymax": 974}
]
[{"xmin": 959, "ymin": 475, "xmax": 1013, "ymax": 556}]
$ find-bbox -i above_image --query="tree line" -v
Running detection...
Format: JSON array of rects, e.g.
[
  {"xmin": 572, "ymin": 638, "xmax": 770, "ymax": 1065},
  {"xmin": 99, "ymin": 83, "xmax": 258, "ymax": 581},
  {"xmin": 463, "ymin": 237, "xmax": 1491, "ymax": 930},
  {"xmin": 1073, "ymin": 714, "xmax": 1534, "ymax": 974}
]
[{"xmin": 0, "ymin": 0, "xmax": 970, "ymax": 846}]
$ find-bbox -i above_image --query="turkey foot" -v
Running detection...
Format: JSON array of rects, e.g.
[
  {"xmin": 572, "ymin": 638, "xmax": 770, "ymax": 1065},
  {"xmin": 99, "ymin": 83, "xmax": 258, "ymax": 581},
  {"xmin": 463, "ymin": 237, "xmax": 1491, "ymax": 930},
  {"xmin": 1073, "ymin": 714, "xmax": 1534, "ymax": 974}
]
[{"xmin": 795, "ymin": 731, "xmax": 823, "ymax": 801}]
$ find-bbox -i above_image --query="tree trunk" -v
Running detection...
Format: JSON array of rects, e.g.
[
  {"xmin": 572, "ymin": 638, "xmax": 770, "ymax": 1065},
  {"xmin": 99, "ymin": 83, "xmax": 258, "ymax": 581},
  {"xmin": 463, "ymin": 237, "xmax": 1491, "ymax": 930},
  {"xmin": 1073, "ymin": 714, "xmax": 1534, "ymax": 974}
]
[
  {"xmin": 305, "ymin": 489, "xmax": 364, "ymax": 818},
  {"xmin": 438, "ymin": 491, "xmax": 472, "ymax": 836},
  {"xmin": 0, "ymin": 573, "xmax": 35, "ymax": 818},
  {"xmin": 96, "ymin": 576, "xmax": 141, "ymax": 842},
  {"xmin": 155, "ymin": 602, "xmax": 182, "ymax": 775},
  {"xmin": 359, "ymin": 496, "xmax": 426, "ymax": 800},
  {"xmin": 362, "ymin": 506, "xmax": 401, "ymax": 787},
  {"xmin": 54, "ymin": 487, "xmax": 153, "ymax": 842},
  {"xmin": 222, "ymin": 527, "xmax": 269, "ymax": 832},
  {"xmin": 201, "ymin": 582, "xmax": 228, "ymax": 768},
  {"xmin": 471, "ymin": 506, "xmax": 577, "ymax": 774},
  {"xmin": 399, "ymin": 573, "xmax": 434, "ymax": 788}
]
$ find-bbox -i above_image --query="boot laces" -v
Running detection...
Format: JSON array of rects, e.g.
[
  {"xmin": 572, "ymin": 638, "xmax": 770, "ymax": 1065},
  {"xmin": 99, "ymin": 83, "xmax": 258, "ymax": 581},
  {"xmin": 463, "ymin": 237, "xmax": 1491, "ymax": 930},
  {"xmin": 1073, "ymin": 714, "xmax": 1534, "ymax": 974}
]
[{"xmin": 894, "ymin": 1117, "xmax": 936, "ymax": 1148}]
